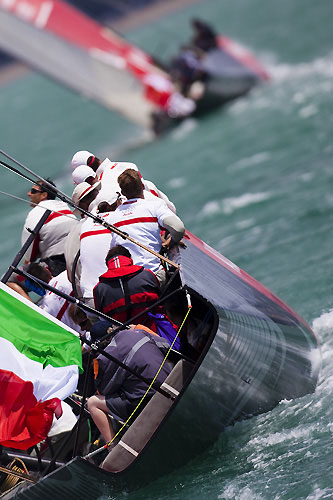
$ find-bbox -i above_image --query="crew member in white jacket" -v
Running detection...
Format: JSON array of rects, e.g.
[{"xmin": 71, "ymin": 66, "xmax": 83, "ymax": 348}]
[
  {"xmin": 105, "ymin": 169, "xmax": 185, "ymax": 284},
  {"xmin": 21, "ymin": 179, "xmax": 77, "ymax": 276},
  {"xmin": 71, "ymin": 150, "xmax": 176, "ymax": 213}
]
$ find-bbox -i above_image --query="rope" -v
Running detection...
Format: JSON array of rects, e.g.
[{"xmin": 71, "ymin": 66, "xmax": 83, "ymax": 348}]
[
  {"xmin": 0, "ymin": 459, "xmax": 36, "ymax": 493},
  {"xmin": 85, "ymin": 300, "xmax": 192, "ymax": 460},
  {"xmin": 0, "ymin": 152, "xmax": 180, "ymax": 270},
  {"xmin": 0, "ymin": 190, "xmax": 79, "ymax": 223}
]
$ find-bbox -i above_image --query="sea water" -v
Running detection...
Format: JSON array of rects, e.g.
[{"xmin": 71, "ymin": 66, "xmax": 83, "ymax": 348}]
[{"xmin": 0, "ymin": 0, "xmax": 332, "ymax": 498}]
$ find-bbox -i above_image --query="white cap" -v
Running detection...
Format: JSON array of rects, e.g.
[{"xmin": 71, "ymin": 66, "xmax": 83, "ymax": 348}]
[
  {"xmin": 71, "ymin": 181, "xmax": 101, "ymax": 215},
  {"xmin": 71, "ymin": 150, "xmax": 93, "ymax": 170},
  {"xmin": 100, "ymin": 191, "xmax": 120, "ymax": 206},
  {"xmin": 89, "ymin": 186, "xmax": 121, "ymax": 213},
  {"xmin": 72, "ymin": 165, "xmax": 96, "ymax": 185}
]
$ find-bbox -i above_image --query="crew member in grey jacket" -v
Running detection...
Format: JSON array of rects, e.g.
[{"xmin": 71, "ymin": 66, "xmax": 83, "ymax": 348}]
[{"xmin": 87, "ymin": 323, "xmax": 171, "ymax": 444}]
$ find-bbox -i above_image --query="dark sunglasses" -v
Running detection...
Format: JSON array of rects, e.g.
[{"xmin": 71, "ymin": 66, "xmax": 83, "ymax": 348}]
[{"xmin": 30, "ymin": 188, "xmax": 43, "ymax": 194}]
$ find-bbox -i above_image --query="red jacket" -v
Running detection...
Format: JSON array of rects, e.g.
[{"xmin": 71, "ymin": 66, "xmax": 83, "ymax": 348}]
[{"xmin": 93, "ymin": 255, "xmax": 160, "ymax": 327}]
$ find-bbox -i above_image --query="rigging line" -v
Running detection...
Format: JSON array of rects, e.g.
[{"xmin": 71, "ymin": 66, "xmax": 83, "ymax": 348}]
[
  {"xmin": 72, "ymin": 350, "xmax": 92, "ymax": 459},
  {"xmin": 9, "ymin": 247, "xmax": 187, "ymax": 364},
  {"xmin": 95, "ymin": 285, "xmax": 183, "ymax": 345},
  {"xmin": 41, "ymin": 419, "xmax": 81, "ymax": 477},
  {"xmin": 0, "ymin": 150, "xmax": 97, "ymax": 219},
  {"xmin": 0, "ymin": 149, "xmax": 62, "ymax": 190},
  {"xmin": 1, "ymin": 211, "xmax": 52, "ymax": 284},
  {"xmin": 0, "ymin": 190, "xmax": 35, "ymax": 206},
  {"xmin": 85, "ymin": 300, "xmax": 193, "ymax": 461},
  {"xmin": 11, "ymin": 266, "xmax": 123, "ymax": 328},
  {"xmin": 0, "ymin": 158, "xmax": 37, "ymax": 184},
  {"xmin": 0, "ymin": 149, "xmax": 179, "ymax": 270},
  {"xmin": 5, "ymin": 266, "xmax": 173, "ymax": 400},
  {"xmin": 0, "ymin": 157, "xmax": 70, "ymax": 202},
  {"xmin": 0, "ymin": 149, "xmax": 77, "ymax": 208},
  {"xmin": 0, "ymin": 191, "xmax": 78, "ymax": 222},
  {"xmin": 10, "ymin": 264, "xmax": 184, "ymax": 352}
]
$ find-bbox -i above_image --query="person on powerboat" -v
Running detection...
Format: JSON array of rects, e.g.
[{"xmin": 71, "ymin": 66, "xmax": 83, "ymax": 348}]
[{"xmin": 190, "ymin": 18, "xmax": 218, "ymax": 52}]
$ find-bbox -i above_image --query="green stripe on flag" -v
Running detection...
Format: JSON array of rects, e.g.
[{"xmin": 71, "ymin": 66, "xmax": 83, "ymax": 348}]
[{"xmin": 0, "ymin": 286, "xmax": 82, "ymax": 372}]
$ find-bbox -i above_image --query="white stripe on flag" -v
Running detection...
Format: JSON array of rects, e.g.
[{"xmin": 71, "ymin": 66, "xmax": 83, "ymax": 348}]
[{"xmin": 0, "ymin": 338, "xmax": 78, "ymax": 402}]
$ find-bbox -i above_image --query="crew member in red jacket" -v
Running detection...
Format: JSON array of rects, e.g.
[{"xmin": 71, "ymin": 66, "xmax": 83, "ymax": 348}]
[{"xmin": 93, "ymin": 245, "xmax": 160, "ymax": 328}]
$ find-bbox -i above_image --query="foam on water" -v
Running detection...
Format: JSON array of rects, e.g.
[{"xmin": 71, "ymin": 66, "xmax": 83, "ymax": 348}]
[
  {"xmin": 218, "ymin": 485, "xmax": 260, "ymax": 500},
  {"xmin": 247, "ymin": 423, "xmax": 318, "ymax": 449},
  {"xmin": 222, "ymin": 192, "xmax": 272, "ymax": 214},
  {"xmin": 199, "ymin": 192, "xmax": 272, "ymax": 219},
  {"xmin": 170, "ymin": 118, "xmax": 198, "ymax": 141},
  {"xmin": 312, "ymin": 309, "xmax": 333, "ymax": 337},
  {"xmin": 235, "ymin": 218, "xmax": 255, "ymax": 230},
  {"xmin": 227, "ymin": 152, "xmax": 272, "ymax": 171},
  {"xmin": 269, "ymin": 53, "xmax": 333, "ymax": 82},
  {"xmin": 1, "ymin": 1, "xmax": 332, "ymax": 499},
  {"xmin": 167, "ymin": 177, "xmax": 187, "ymax": 189}
]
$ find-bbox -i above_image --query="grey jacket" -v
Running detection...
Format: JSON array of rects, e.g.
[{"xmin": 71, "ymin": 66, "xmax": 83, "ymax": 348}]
[{"xmin": 95, "ymin": 328, "xmax": 171, "ymax": 421}]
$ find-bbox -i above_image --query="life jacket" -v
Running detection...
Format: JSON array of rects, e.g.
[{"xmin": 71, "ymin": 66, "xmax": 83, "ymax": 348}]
[{"xmin": 93, "ymin": 255, "xmax": 160, "ymax": 327}]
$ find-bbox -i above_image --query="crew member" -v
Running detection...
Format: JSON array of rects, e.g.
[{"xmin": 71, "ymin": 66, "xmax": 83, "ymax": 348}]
[
  {"xmin": 79, "ymin": 188, "xmax": 121, "ymax": 306},
  {"xmin": 39, "ymin": 270, "xmax": 82, "ymax": 333},
  {"xmin": 6, "ymin": 262, "xmax": 52, "ymax": 301},
  {"xmin": 93, "ymin": 245, "xmax": 160, "ymax": 327},
  {"xmin": 106, "ymin": 169, "xmax": 185, "ymax": 283},
  {"xmin": 21, "ymin": 179, "xmax": 77, "ymax": 276},
  {"xmin": 72, "ymin": 165, "xmax": 98, "ymax": 186},
  {"xmin": 71, "ymin": 150, "xmax": 176, "ymax": 213},
  {"xmin": 87, "ymin": 324, "xmax": 171, "ymax": 444},
  {"xmin": 64, "ymin": 181, "xmax": 102, "ymax": 298}
]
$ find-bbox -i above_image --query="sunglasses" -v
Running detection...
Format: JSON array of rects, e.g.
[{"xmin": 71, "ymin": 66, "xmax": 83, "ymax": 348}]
[{"xmin": 30, "ymin": 188, "xmax": 43, "ymax": 194}]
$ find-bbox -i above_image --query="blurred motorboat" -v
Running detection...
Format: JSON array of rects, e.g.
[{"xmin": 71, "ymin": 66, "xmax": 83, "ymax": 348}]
[{"xmin": 0, "ymin": 1, "xmax": 270, "ymax": 135}]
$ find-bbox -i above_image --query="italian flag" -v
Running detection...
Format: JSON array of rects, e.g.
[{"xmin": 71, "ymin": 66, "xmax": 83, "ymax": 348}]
[{"xmin": 0, "ymin": 282, "xmax": 82, "ymax": 450}]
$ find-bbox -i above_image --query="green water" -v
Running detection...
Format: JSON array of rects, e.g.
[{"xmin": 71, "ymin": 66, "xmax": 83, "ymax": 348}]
[{"xmin": 1, "ymin": 0, "xmax": 333, "ymax": 498}]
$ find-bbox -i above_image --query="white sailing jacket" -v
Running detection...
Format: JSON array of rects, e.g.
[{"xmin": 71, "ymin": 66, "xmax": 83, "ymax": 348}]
[
  {"xmin": 105, "ymin": 197, "xmax": 181, "ymax": 272},
  {"xmin": 39, "ymin": 271, "xmax": 80, "ymax": 333},
  {"xmin": 21, "ymin": 200, "xmax": 77, "ymax": 262},
  {"xmin": 79, "ymin": 212, "xmax": 112, "ymax": 299},
  {"xmin": 92, "ymin": 158, "xmax": 176, "ymax": 213}
]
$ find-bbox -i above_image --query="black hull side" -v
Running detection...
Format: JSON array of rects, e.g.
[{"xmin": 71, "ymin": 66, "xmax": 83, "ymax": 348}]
[
  {"xmin": 177, "ymin": 232, "xmax": 320, "ymax": 430},
  {"xmin": 4, "ymin": 234, "xmax": 320, "ymax": 500}
]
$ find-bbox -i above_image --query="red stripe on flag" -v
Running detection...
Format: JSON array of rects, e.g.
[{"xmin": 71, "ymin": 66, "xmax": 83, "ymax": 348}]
[
  {"xmin": 0, "ymin": 369, "xmax": 62, "ymax": 450},
  {"xmin": 114, "ymin": 217, "xmax": 158, "ymax": 228}
]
